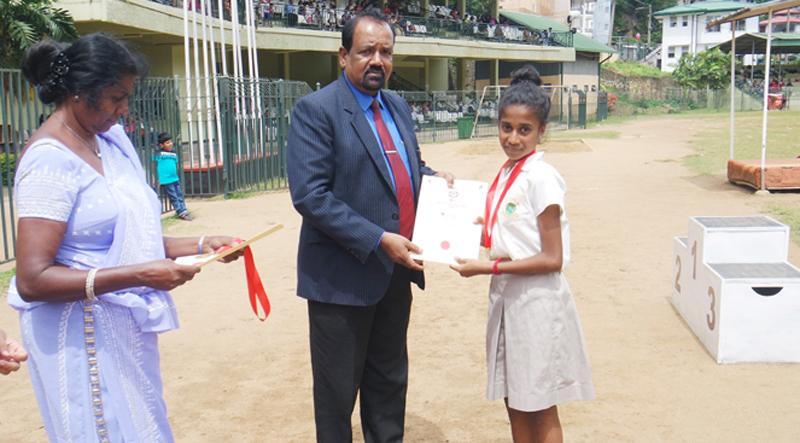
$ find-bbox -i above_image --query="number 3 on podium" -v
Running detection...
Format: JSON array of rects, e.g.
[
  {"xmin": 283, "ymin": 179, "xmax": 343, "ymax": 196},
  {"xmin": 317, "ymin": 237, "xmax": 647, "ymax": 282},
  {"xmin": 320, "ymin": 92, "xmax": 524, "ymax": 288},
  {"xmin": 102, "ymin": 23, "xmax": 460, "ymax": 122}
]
[{"xmin": 706, "ymin": 286, "xmax": 716, "ymax": 331}]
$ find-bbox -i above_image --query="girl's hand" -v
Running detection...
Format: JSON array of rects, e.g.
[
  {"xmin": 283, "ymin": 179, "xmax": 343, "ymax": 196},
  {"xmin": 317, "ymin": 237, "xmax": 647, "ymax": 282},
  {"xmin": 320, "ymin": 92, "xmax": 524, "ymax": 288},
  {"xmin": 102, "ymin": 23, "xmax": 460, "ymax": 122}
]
[
  {"xmin": 207, "ymin": 236, "xmax": 245, "ymax": 263},
  {"xmin": 138, "ymin": 259, "xmax": 201, "ymax": 290},
  {"xmin": 474, "ymin": 216, "xmax": 485, "ymax": 225},
  {"xmin": 450, "ymin": 258, "xmax": 491, "ymax": 277}
]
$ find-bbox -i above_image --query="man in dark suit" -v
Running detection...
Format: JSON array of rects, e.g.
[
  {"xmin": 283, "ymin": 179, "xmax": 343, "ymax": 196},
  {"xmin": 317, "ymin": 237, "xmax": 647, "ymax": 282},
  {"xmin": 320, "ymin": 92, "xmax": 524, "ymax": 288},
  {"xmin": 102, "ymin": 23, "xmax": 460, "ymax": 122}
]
[{"xmin": 287, "ymin": 8, "xmax": 453, "ymax": 443}]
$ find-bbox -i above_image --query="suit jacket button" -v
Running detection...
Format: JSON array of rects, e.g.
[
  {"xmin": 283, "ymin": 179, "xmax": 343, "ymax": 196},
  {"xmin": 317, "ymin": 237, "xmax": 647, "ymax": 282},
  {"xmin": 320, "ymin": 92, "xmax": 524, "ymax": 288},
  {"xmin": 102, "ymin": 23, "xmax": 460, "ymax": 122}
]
[{"xmin": 392, "ymin": 213, "xmax": 399, "ymax": 220}]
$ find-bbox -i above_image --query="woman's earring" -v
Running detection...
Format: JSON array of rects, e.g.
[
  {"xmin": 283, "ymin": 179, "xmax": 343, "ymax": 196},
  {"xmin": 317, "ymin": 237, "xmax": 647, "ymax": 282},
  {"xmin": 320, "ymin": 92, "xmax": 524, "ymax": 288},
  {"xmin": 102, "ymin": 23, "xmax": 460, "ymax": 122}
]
[{"xmin": 73, "ymin": 95, "xmax": 79, "ymax": 101}]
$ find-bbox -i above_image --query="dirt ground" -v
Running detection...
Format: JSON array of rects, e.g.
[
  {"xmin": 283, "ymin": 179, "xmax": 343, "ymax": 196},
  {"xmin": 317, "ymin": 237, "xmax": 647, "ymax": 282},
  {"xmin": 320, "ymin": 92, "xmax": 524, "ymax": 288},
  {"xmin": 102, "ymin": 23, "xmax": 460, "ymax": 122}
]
[{"xmin": 2, "ymin": 115, "xmax": 800, "ymax": 442}]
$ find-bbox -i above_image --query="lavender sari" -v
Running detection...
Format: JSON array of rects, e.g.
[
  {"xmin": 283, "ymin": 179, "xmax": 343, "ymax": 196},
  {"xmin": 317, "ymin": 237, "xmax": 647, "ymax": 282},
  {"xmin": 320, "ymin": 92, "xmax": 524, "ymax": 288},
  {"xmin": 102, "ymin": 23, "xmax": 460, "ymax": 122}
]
[{"xmin": 8, "ymin": 124, "xmax": 178, "ymax": 442}]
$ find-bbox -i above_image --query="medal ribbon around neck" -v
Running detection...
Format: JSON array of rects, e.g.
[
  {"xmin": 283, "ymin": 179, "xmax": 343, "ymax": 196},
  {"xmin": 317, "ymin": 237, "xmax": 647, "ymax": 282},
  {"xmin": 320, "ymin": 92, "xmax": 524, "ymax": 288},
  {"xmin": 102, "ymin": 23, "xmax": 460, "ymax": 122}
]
[{"xmin": 482, "ymin": 150, "xmax": 536, "ymax": 249}]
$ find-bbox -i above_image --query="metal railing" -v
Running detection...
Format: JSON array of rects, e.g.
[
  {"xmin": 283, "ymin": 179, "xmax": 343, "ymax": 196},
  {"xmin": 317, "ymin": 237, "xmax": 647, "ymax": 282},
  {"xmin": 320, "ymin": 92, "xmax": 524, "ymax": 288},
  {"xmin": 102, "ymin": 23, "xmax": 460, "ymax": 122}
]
[
  {"xmin": 259, "ymin": 8, "xmax": 573, "ymax": 47},
  {"xmin": 145, "ymin": 0, "xmax": 573, "ymax": 48},
  {"xmin": 610, "ymin": 36, "xmax": 657, "ymax": 62},
  {"xmin": 0, "ymin": 70, "xmax": 53, "ymax": 264}
]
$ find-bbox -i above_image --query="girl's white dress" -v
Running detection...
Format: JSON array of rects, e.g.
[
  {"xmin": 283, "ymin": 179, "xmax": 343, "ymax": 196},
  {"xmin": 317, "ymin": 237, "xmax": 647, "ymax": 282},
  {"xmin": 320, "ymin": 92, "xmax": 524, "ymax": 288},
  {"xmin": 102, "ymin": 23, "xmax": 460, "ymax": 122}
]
[{"xmin": 486, "ymin": 152, "xmax": 595, "ymax": 412}]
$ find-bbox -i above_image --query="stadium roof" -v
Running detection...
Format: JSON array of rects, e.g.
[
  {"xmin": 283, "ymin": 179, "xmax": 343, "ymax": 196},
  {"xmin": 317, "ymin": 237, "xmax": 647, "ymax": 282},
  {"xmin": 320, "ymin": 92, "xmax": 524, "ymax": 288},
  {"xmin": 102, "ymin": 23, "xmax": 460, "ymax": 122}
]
[
  {"xmin": 653, "ymin": 1, "xmax": 749, "ymax": 18},
  {"xmin": 713, "ymin": 32, "xmax": 800, "ymax": 54},
  {"xmin": 499, "ymin": 10, "xmax": 615, "ymax": 54}
]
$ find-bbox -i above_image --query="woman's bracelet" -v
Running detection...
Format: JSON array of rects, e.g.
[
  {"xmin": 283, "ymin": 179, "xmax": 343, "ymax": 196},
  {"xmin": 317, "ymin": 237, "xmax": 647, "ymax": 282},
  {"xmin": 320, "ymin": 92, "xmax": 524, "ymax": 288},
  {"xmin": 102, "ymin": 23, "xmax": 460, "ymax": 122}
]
[
  {"xmin": 197, "ymin": 235, "xmax": 206, "ymax": 255},
  {"xmin": 85, "ymin": 268, "xmax": 99, "ymax": 301}
]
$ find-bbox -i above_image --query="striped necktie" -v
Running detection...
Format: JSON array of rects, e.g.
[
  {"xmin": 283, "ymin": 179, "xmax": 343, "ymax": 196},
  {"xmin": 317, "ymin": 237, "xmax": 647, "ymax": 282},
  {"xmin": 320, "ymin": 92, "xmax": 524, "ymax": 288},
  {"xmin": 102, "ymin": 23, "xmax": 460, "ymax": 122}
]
[{"xmin": 371, "ymin": 99, "xmax": 415, "ymax": 239}]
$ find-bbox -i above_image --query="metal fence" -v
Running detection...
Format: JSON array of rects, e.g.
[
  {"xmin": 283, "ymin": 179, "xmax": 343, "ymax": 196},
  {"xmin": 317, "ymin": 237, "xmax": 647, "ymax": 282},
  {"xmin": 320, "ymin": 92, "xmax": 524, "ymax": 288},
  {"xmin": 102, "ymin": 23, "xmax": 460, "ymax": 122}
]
[
  {"xmin": 0, "ymin": 69, "xmax": 604, "ymax": 263},
  {"xmin": 398, "ymin": 89, "xmax": 500, "ymax": 143},
  {"xmin": 596, "ymin": 91, "xmax": 609, "ymax": 122},
  {"xmin": 129, "ymin": 76, "xmax": 311, "ymax": 198},
  {"xmin": 395, "ymin": 87, "xmax": 600, "ymax": 142},
  {"xmin": 124, "ymin": 77, "xmax": 183, "ymax": 213},
  {"xmin": 0, "ymin": 69, "xmax": 53, "ymax": 264},
  {"xmin": 0, "ymin": 71, "xmax": 310, "ymax": 263}
]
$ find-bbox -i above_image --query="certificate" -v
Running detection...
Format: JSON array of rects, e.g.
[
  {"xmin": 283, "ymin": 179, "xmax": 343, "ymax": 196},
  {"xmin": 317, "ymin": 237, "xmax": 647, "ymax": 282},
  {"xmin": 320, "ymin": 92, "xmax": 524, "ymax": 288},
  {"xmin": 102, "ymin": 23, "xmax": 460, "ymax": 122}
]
[
  {"xmin": 174, "ymin": 224, "xmax": 283, "ymax": 267},
  {"xmin": 410, "ymin": 176, "xmax": 487, "ymax": 265}
]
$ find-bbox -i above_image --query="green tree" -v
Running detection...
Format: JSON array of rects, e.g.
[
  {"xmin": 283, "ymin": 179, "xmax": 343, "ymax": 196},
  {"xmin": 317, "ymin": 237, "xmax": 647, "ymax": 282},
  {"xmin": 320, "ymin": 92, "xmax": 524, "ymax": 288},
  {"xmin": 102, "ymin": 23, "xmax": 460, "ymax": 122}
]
[
  {"xmin": 614, "ymin": 0, "xmax": 677, "ymax": 44},
  {"xmin": 0, "ymin": 0, "xmax": 77, "ymax": 68},
  {"xmin": 672, "ymin": 49, "xmax": 729, "ymax": 89},
  {"xmin": 466, "ymin": 0, "xmax": 490, "ymax": 18}
]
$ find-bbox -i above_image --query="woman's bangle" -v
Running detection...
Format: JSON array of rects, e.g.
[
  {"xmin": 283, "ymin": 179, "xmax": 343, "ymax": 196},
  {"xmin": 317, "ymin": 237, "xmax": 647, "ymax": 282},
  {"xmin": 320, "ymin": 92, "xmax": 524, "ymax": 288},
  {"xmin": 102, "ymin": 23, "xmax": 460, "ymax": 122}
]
[
  {"xmin": 85, "ymin": 268, "xmax": 98, "ymax": 301},
  {"xmin": 197, "ymin": 235, "xmax": 206, "ymax": 255},
  {"xmin": 492, "ymin": 258, "xmax": 504, "ymax": 275}
]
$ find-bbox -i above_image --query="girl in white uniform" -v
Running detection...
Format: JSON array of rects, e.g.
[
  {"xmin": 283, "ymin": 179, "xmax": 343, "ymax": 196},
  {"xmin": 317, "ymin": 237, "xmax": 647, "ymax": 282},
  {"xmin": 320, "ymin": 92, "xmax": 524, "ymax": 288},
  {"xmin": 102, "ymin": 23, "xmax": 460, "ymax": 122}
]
[{"xmin": 452, "ymin": 65, "xmax": 594, "ymax": 443}]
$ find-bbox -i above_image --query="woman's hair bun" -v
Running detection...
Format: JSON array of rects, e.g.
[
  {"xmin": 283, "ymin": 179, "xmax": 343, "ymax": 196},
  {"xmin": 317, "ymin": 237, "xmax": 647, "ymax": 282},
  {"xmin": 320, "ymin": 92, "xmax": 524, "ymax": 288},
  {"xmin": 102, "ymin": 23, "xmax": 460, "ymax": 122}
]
[
  {"xmin": 21, "ymin": 40, "xmax": 69, "ymax": 104},
  {"xmin": 509, "ymin": 65, "xmax": 542, "ymax": 87}
]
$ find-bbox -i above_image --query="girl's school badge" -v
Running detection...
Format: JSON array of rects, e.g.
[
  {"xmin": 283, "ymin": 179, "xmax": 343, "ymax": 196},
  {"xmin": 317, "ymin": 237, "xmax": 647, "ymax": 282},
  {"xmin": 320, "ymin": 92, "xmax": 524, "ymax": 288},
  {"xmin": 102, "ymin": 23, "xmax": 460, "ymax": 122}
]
[{"xmin": 505, "ymin": 202, "xmax": 517, "ymax": 215}]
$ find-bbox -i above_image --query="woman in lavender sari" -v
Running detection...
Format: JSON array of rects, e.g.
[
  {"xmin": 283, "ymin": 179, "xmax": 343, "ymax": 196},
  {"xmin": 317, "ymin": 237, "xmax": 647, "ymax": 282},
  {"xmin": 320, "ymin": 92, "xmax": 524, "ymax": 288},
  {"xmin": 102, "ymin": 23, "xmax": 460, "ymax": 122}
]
[{"xmin": 10, "ymin": 34, "xmax": 243, "ymax": 442}]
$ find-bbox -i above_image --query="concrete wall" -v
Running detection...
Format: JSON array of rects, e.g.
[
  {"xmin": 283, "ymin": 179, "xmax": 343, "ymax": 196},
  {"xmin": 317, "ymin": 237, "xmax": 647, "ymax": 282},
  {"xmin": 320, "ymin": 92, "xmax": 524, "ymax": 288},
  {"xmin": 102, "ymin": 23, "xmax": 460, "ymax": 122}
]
[
  {"xmin": 136, "ymin": 44, "xmax": 174, "ymax": 77},
  {"xmin": 287, "ymin": 52, "xmax": 338, "ymax": 88},
  {"xmin": 562, "ymin": 53, "xmax": 600, "ymax": 92},
  {"xmin": 601, "ymin": 68, "xmax": 677, "ymax": 100}
]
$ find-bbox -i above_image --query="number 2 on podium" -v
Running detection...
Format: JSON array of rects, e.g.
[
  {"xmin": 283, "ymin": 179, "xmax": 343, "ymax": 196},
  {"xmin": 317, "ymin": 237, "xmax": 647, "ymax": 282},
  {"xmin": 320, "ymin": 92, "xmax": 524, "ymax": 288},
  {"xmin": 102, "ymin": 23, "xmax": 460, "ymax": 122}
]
[
  {"xmin": 674, "ymin": 255, "xmax": 682, "ymax": 293},
  {"xmin": 691, "ymin": 241, "xmax": 697, "ymax": 280}
]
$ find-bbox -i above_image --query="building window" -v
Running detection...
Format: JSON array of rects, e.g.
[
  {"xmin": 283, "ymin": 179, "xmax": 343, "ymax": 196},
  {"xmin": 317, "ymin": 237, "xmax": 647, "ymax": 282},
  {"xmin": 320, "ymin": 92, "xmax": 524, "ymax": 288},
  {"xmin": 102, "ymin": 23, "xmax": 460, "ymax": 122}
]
[
  {"xmin": 736, "ymin": 20, "xmax": 746, "ymax": 31},
  {"xmin": 670, "ymin": 16, "xmax": 678, "ymax": 27},
  {"xmin": 668, "ymin": 46, "xmax": 675, "ymax": 58},
  {"xmin": 682, "ymin": 15, "xmax": 688, "ymax": 27},
  {"xmin": 707, "ymin": 16, "xmax": 721, "ymax": 32},
  {"xmin": 680, "ymin": 45, "xmax": 689, "ymax": 57}
]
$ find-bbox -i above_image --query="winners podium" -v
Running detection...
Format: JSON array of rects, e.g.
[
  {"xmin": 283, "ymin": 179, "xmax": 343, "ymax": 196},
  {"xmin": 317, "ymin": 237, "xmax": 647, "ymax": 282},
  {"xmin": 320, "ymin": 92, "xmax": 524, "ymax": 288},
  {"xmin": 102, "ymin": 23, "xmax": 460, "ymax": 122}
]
[{"xmin": 672, "ymin": 216, "xmax": 800, "ymax": 363}]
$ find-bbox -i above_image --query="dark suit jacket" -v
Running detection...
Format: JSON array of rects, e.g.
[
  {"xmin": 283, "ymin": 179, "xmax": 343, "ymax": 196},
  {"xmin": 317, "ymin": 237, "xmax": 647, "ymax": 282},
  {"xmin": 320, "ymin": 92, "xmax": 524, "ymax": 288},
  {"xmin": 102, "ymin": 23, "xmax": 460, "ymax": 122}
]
[{"xmin": 287, "ymin": 76, "xmax": 436, "ymax": 306}]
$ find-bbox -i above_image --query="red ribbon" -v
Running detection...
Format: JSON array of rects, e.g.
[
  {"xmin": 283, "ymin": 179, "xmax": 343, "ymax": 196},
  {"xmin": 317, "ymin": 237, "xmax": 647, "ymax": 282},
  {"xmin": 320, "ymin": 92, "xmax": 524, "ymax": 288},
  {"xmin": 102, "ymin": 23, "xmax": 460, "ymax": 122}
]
[
  {"xmin": 243, "ymin": 246, "xmax": 271, "ymax": 321},
  {"xmin": 217, "ymin": 242, "xmax": 270, "ymax": 321},
  {"xmin": 483, "ymin": 151, "xmax": 535, "ymax": 249}
]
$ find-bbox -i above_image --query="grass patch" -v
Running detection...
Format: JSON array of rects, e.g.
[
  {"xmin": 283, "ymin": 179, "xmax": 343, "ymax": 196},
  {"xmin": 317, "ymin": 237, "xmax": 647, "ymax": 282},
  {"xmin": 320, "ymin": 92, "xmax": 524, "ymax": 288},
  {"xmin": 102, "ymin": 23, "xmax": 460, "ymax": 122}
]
[
  {"xmin": 226, "ymin": 190, "xmax": 261, "ymax": 200},
  {"xmin": 686, "ymin": 110, "xmax": 800, "ymax": 175},
  {"xmin": 161, "ymin": 215, "xmax": 181, "ymax": 231},
  {"xmin": 0, "ymin": 267, "xmax": 15, "ymax": 296},
  {"xmin": 604, "ymin": 61, "xmax": 670, "ymax": 78},
  {"xmin": 766, "ymin": 204, "xmax": 800, "ymax": 245}
]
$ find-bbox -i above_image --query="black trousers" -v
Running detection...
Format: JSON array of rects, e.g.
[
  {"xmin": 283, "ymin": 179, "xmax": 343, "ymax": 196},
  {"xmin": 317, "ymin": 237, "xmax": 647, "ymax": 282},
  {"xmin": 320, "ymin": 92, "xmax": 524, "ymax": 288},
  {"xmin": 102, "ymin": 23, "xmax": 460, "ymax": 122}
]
[{"xmin": 308, "ymin": 271, "xmax": 413, "ymax": 443}]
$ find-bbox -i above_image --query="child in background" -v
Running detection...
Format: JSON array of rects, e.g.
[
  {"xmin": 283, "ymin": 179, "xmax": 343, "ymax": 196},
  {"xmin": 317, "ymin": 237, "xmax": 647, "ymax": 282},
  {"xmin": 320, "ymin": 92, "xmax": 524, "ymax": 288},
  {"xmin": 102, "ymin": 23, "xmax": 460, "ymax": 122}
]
[
  {"xmin": 451, "ymin": 65, "xmax": 594, "ymax": 443},
  {"xmin": 155, "ymin": 132, "xmax": 192, "ymax": 221}
]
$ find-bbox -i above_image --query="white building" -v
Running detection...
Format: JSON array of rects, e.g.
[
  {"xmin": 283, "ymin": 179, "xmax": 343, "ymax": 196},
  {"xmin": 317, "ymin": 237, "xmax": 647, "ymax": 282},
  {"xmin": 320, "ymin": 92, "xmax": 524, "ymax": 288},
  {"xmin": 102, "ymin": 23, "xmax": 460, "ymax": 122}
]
[
  {"xmin": 569, "ymin": 0, "xmax": 615, "ymax": 45},
  {"xmin": 655, "ymin": 0, "xmax": 760, "ymax": 72}
]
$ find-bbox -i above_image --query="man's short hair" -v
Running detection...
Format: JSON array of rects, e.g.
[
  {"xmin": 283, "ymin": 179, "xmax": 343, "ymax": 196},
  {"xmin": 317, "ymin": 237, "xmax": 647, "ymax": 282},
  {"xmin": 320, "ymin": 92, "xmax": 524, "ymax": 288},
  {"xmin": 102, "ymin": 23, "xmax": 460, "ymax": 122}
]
[
  {"xmin": 157, "ymin": 132, "xmax": 172, "ymax": 144},
  {"xmin": 341, "ymin": 7, "xmax": 396, "ymax": 52}
]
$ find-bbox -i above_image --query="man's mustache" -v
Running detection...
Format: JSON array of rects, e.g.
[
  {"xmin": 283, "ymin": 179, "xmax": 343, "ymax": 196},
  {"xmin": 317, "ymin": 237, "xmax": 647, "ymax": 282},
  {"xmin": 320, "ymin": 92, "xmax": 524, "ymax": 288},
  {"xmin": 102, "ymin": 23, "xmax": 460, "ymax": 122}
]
[{"xmin": 365, "ymin": 67, "xmax": 385, "ymax": 76}]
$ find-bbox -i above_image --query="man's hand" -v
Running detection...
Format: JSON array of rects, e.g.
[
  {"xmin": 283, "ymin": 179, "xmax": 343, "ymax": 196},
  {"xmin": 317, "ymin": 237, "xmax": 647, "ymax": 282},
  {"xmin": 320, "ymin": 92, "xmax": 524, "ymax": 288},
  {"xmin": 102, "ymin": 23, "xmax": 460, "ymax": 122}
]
[
  {"xmin": 380, "ymin": 233, "xmax": 424, "ymax": 271},
  {"xmin": 435, "ymin": 171, "xmax": 455, "ymax": 187}
]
